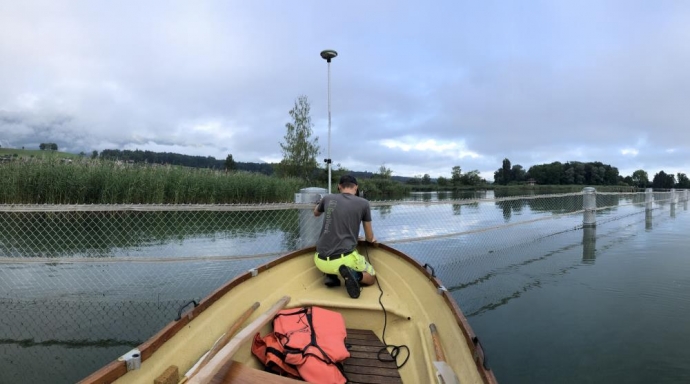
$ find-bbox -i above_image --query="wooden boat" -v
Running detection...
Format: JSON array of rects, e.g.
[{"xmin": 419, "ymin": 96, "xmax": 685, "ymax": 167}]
[{"xmin": 80, "ymin": 242, "xmax": 497, "ymax": 383}]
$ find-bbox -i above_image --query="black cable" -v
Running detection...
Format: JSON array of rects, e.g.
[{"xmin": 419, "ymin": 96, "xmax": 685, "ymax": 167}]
[{"xmin": 364, "ymin": 244, "xmax": 410, "ymax": 369}]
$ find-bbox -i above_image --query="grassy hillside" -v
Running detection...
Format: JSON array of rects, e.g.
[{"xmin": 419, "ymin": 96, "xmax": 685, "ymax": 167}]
[{"xmin": 0, "ymin": 148, "xmax": 81, "ymax": 160}]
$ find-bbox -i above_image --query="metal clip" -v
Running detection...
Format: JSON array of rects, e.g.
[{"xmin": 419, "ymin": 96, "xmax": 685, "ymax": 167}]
[
  {"xmin": 437, "ymin": 285, "xmax": 448, "ymax": 295},
  {"xmin": 249, "ymin": 268, "xmax": 258, "ymax": 277},
  {"xmin": 118, "ymin": 348, "xmax": 141, "ymax": 371}
]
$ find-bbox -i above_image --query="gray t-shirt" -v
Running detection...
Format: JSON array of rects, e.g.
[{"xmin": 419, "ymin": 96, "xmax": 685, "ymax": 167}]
[{"xmin": 316, "ymin": 193, "xmax": 372, "ymax": 256}]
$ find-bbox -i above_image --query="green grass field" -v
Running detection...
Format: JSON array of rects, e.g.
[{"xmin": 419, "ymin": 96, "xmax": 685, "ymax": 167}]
[{"xmin": 0, "ymin": 148, "xmax": 81, "ymax": 160}]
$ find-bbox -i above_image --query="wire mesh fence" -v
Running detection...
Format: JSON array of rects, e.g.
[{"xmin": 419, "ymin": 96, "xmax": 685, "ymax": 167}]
[{"xmin": 0, "ymin": 188, "xmax": 688, "ymax": 383}]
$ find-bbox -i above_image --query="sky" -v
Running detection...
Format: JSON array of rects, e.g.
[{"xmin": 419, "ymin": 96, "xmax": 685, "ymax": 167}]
[{"xmin": 1, "ymin": 1, "xmax": 689, "ymax": 181}]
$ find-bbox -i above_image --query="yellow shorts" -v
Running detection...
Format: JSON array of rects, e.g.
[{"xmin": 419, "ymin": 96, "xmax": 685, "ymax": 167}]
[{"xmin": 314, "ymin": 250, "xmax": 376, "ymax": 276}]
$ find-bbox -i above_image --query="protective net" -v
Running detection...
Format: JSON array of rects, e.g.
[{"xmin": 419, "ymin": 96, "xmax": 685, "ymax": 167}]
[{"xmin": 0, "ymin": 189, "xmax": 687, "ymax": 383}]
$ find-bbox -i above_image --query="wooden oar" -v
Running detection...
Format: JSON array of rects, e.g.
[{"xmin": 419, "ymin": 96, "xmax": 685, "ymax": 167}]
[
  {"xmin": 429, "ymin": 323, "xmax": 460, "ymax": 384},
  {"xmin": 180, "ymin": 301, "xmax": 260, "ymax": 383},
  {"xmin": 187, "ymin": 296, "xmax": 291, "ymax": 384}
]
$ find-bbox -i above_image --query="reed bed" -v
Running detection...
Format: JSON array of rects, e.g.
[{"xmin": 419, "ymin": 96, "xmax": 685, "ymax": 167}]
[{"xmin": 0, "ymin": 158, "xmax": 306, "ymax": 204}]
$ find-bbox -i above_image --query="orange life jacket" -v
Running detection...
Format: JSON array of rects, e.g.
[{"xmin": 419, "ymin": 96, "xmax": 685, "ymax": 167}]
[{"xmin": 251, "ymin": 306, "xmax": 349, "ymax": 384}]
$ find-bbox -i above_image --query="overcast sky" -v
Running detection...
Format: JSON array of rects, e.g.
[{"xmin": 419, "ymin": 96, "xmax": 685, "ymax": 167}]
[{"xmin": 1, "ymin": 1, "xmax": 689, "ymax": 180}]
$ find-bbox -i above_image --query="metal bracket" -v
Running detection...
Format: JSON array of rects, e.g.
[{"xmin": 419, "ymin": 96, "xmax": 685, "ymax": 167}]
[
  {"xmin": 174, "ymin": 299, "xmax": 198, "ymax": 321},
  {"xmin": 423, "ymin": 263, "xmax": 436, "ymax": 278},
  {"xmin": 118, "ymin": 348, "xmax": 141, "ymax": 371}
]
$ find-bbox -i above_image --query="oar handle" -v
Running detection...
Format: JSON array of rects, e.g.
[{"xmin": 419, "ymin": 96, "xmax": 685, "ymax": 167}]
[
  {"xmin": 429, "ymin": 323, "xmax": 447, "ymax": 362},
  {"xmin": 188, "ymin": 296, "xmax": 291, "ymax": 384},
  {"xmin": 188, "ymin": 301, "xmax": 260, "ymax": 379}
]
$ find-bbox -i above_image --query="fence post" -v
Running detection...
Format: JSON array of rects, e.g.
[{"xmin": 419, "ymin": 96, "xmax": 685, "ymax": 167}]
[
  {"xmin": 295, "ymin": 187, "xmax": 327, "ymax": 249},
  {"xmin": 671, "ymin": 188, "xmax": 677, "ymax": 218},
  {"xmin": 582, "ymin": 187, "xmax": 596, "ymax": 227},
  {"xmin": 645, "ymin": 188, "xmax": 653, "ymax": 208}
]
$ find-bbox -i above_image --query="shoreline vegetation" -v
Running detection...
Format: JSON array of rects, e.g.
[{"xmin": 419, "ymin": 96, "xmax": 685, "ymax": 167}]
[
  {"xmin": 0, "ymin": 148, "xmax": 659, "ymax": 205},
  {"xmin": 0, "ymin": 157, "xmax": 306, "ymax": 204}
]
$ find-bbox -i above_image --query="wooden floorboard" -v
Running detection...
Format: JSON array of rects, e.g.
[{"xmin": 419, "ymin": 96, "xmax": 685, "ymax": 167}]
[
  {"xmin": 343, "ymin": 328, "xmax": 402, "ymax": 384},
  {"xmin": 213, "ymin": 329, "xmax": 402, "ymax": 383}
]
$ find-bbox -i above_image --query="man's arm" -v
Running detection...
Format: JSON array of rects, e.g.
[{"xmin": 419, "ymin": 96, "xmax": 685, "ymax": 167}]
[
  {"xmin": 314, "ymin": 204, "xmax": 322, "ymax": 217},
  {"xmin": 362, "ymin": 221, "xmax": 376, "ymax": 243}
]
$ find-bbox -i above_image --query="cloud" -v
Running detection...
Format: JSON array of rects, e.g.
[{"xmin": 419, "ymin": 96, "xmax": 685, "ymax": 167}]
[{"xmin": 1, "ymin": 1, "xmax": 689, "ymax": 180}]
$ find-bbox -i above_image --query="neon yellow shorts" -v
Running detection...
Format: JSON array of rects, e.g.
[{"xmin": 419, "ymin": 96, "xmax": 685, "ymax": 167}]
[{"xmin": 314, "ymin": 250, "xmax": 376, "ymax": 276}]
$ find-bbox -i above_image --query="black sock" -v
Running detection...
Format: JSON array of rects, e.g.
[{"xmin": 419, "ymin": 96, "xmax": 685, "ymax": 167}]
[{"xmin": 355, "ymin": 271, "xmax": 363, "ymax": 282}]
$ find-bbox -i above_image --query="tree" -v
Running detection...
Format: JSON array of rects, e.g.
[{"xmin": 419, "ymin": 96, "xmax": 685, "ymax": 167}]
[
  {"xmin": 631, "ymin": 169, "xmax": 649, "ymax": 188},
  {"xmin": 437, "ymin": 176, "xmax": 448, "ymax": 186},
  {"xmin": 501, "ymin": 158, "xmax": 511, "ymax": 185},
  {"xmin": 40, "ymin": 142, "xmax": 58, "ymax": 151},
  {"xmin": 407, "ymin": 175, "xmax": 421, "ymax": 185},
  {"xmin": 511, "ymin": 164, "xmax": 526, "ymax": 183},
  {"xmin": 91, "ymin": 150, "xmax": 99, "ymax": 159},
  {"xmin": 224, "ymin": 154, "xmax": 236, "ymax": 172},
  {"xmin": 277, "ymin": 95, "xmax": 320, "ymax": 182},
  {"xmin": 652, "ymin": 170, "xmax": 675, "ymax": 189},
  {"xmin": 461, "ymin": 170, "xmax": 483, "ymax": 186},
  {"xmin": 422, "ymin": 174, "xmax": 431, "ymax": 184},
  {"xmin": 375, "ymin": 164, "xmax": 393, "ymax": 179},
  {"xmin": 451, "ymin": 166, "xmax": 462, "ymax": 186},
  {"xmin": 677, "ymin": 173, "xmax": 690, "ymax": 188}
]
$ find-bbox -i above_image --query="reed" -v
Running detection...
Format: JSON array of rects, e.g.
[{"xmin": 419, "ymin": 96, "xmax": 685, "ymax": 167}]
[{"xmin": 0, "ymin": 158, "xmax": 306, "ymax": 204}]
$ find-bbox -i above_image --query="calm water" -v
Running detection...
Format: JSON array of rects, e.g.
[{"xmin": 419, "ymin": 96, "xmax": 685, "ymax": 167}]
[
  {"xmin": 457, "ymin": 205, "xmax": 690, "ymax": 383},
  {"xmin": 1, "ymin": 192, "xmax": 688, "ymax": 383}
]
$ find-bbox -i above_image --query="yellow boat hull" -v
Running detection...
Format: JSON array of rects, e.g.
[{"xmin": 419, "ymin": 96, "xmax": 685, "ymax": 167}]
[{"xmin": 80, "ymin": 243, "xmax": 496, "ymax": 383}]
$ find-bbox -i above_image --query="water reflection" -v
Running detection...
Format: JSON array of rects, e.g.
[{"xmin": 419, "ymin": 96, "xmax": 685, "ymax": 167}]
[
  {"xmin": 0, "ymin": 210, "xmax": 300, "ymax": 258},
  {"xmin": 582, "ymin": 226, "xmax": 596, "ymax": 264},
  {"xmin": 646, "ymin": 208, "xmax": 653, "ymax": 231},
  {"xmin": 373, "ymin": 204, "xmax": 393, "ymax": 218}
]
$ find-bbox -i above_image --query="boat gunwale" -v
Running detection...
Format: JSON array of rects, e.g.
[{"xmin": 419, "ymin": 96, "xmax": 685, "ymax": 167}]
[{"xmin": 79, "ymin": 242, "xmax": 497, "ymax": 383}]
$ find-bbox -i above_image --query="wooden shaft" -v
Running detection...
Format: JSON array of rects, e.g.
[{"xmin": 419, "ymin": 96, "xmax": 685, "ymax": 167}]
[
  {"xmin": 429, "ymin": 323, "xmax": 447, "ymax": 362},
  {"xmin": 187, "ymin": 296, "xmax": 291, "ymax": 384},
  {"xmin": 184, "ymin": 301, "xmax": 260, "ymax": 382}
]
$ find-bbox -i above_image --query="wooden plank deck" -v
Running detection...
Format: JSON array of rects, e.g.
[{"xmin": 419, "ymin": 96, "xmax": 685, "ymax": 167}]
[
  {"xmin": 343, "ymin": 329, "xmax": 403, "ymax": 384},
  {"xmin": 212, "ymin": 328, "xmax": 402, "ymax": 383}
]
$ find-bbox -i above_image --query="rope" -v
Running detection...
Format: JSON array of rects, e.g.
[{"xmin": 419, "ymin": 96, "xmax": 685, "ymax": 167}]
[{"xmin": 363, "ymin": 245, "xmax": 410, "ymax": 369}]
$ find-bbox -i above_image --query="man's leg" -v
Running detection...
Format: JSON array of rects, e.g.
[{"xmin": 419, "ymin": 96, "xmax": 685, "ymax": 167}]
[
  {"xmin": 324, "ymin": 273, "xmax": 340, "ymax": 287},
  {"xmin": 339, "ymin": 265, "xmax": 361, "ymax": 299}
]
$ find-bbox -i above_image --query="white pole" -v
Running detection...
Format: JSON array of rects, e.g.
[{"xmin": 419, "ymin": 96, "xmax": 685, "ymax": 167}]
[
  {"xmin": 582, "ymin": 187, "xmax": 596, "ymax": 227},
  {"xmin": 327, "ymin": 59, "xmax": 332, "ymax": 194},
  {"xmin": 320, "ymin": 50, "xmax": 337, "ymax": 194}
]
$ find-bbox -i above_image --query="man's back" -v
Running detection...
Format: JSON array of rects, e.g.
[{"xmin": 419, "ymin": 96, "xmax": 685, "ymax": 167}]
[{"xmin": 316, "ymin": 193, "xmax": 371, "ymax": 256}]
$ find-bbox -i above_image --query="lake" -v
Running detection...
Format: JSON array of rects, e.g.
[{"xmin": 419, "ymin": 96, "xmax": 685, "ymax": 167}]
[{"xmin": 1, "ymin": 190, "xmax": 688, "ymax": 383}]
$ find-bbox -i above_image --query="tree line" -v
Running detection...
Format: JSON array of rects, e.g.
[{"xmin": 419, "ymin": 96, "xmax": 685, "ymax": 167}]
[
  {"xmin": 98, "ymin": 149, "xmax": 274, "ymax": 175},
  {"xmin": 493, "ymin": 158, "xmax": 690, "ymax": 189}
]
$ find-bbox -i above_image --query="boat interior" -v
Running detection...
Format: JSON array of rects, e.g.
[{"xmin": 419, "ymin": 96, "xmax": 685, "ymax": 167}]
[{"xmin": 83, "ymin": 243, "xmax": 491, "ymax": 383}]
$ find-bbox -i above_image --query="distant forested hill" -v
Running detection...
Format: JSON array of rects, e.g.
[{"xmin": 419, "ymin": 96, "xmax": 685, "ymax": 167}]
[
  {"xmin": 99, "ymin": 149, "xmax": 275, "ymax": 175},
  {"xmin": 97, "ymin": 149, "xmax": 412, "ymax": 180}
]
